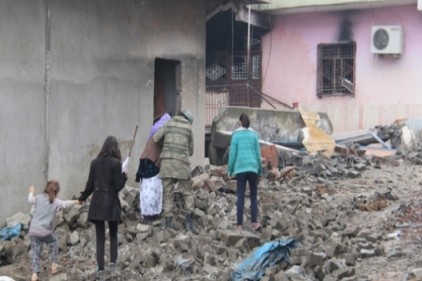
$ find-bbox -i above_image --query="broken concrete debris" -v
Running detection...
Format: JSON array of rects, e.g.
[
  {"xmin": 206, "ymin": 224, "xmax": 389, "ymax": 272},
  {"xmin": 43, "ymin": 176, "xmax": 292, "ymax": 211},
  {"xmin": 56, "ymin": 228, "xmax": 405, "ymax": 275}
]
[
  {"xmin": 207, "ymin": 106, "xmax": 333, "ymax": 166},
  {"xmin": 208, "ymin": 106, "xmax": 422, "ymax": 167},
  {"xmin": 3, "ymin": 106, "xmax": 422, "ymax": 280},
  {"xmin": 2, "ymin": 142, "xmax": 422, "ymax": 280}
]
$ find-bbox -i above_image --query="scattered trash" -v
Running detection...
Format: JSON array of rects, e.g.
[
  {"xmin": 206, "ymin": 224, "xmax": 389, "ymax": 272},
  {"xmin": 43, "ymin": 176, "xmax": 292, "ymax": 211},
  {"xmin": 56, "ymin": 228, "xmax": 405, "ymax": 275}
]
[
  {"xmin": 386, "ymin": 231, "xmax": 401, "ymax": 240},
  {"xmin": 175, "ymin": 256, "xmax": 195, "ymax": 276},
  {"xmin": 0, "ymin": 277, "xmax": 16, "ymax": 281}
]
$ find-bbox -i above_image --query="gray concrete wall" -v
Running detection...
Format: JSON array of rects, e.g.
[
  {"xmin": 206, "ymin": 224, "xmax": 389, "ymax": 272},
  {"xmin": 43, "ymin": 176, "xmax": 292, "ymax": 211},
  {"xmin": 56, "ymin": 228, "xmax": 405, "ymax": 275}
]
[
  {"xmin": 0, "ymin": 1, "xmax": 47, "ymax": 222},
  {"xmin": 0, "ymin": 0, "xmax": 206, "ymax": 223}
]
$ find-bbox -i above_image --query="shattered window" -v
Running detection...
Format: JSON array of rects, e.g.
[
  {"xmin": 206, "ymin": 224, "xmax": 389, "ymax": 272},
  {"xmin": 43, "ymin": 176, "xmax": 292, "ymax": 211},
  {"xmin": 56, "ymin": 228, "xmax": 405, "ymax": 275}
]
[{"xmin": 317, "ymin": 42, "xmax": 356, "ymax": 97}]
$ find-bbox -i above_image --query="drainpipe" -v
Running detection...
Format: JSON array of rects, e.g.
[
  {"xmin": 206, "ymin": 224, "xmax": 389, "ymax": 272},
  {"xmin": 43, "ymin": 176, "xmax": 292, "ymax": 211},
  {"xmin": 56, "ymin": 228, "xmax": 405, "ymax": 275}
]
[
  {"xmin": 247, "ymin": 5, "xmax": 251, "ymax": 106},
  {"xmin": 44, "ymin": 0, "xmax": 51, "ymax": 181}
]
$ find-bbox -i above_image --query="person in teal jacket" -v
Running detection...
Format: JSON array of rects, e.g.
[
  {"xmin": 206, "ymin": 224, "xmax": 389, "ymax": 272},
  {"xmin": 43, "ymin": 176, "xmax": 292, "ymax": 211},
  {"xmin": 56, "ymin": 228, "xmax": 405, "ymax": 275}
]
[{"xmin": 228, "ymin": 113, "xmax": 262, "ymax": 232}]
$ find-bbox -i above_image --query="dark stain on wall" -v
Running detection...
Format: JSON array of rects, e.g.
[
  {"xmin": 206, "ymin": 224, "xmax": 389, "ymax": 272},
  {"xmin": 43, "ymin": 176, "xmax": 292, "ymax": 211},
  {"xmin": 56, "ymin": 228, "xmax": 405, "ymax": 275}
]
[{"xmin": 338, "ymin": 17, "xmax": 354, "ymax": 42}]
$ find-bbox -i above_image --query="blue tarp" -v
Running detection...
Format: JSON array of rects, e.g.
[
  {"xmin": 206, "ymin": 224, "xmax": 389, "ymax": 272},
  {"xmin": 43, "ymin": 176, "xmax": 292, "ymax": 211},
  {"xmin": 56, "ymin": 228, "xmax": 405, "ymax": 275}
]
[
  {"xmin": 231, "ymin": 237, "xmax": 297, "ymax": 281},
  {"xmin": 0, "ymin": 224, "xmax": 22, "ymax": 241}
]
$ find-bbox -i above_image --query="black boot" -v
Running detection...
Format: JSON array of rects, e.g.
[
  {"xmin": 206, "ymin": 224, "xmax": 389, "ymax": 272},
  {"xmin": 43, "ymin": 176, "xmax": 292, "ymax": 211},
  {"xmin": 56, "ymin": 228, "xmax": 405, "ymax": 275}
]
[
  {"xmin": 165, "ymin": 217, "xmax": 173, "ymax": 229},
  {"xmin": 186, "ymin": 213, "xmax": 199, "ymax": 234}
]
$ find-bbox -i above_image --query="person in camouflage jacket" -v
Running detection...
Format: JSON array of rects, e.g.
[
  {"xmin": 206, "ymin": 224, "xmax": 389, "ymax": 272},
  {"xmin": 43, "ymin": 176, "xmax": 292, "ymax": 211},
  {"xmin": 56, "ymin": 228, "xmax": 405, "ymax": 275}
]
[{"xmin": 152, "ymin": 110, "xmax": 198, "ymax": 234}]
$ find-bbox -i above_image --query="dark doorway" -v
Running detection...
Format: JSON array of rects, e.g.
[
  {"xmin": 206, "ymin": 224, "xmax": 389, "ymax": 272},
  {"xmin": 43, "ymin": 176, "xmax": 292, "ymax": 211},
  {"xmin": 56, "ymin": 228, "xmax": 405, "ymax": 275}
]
[{"xmin": 154, "ymin": 58, "xmax": 181, "ymax": 119}]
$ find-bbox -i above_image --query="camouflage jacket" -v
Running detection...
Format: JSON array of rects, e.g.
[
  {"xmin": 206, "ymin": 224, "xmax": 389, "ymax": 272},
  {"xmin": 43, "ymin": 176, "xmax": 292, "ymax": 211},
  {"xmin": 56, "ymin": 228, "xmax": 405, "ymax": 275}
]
[{"xmin": 152, "ymin": 115, "xmax": 193, "ymax": 179}]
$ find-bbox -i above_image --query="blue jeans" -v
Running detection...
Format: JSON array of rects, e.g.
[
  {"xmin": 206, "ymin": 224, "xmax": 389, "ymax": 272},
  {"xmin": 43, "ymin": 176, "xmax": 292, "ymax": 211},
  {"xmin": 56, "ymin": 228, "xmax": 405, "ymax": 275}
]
[{"xmin": 236, "ymin": 172, "xmax": 259, "ymax": 226}]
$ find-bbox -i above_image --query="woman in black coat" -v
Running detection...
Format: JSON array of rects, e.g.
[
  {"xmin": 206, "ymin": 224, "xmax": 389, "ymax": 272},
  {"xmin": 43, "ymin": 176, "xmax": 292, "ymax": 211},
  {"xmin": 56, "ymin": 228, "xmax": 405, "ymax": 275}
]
[{"xmin": 78, "ymin": 135, "xmax": 127, "ymax": 279}]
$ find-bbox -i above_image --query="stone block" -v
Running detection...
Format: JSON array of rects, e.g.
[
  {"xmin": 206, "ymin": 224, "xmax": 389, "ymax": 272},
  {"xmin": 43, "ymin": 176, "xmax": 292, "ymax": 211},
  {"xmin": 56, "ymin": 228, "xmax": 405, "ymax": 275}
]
[
  {"xmin": 313, "ymin": 265, "xmax": 325, "ymax": 280},
  {"xmin": 192, "ymin": 172, "xmax": 210, "ymax": 190},
  {"xmin": 67, "ymin": 231, "xmax": 78, "ymax": 246},
  {"xmin": 336, "ymin": 266, "xmax": 355, "ymax": 279},
  {"xmin": 218, "ymin": 230, "xmax": 260, "ymax": 249},
  {"xmin": 325, "ymin": 240, "xmax": 342, "ymax": 258},
  {"xmin": 346, "ymin": 170, "xmax": 361, "ymax": 178},
  {"xmin": 323, "ymin": 259, "xmax": 341, "ymax": 274},
  {"xmin": 344, "ymin": 253, "xmax": 356, "ymax": 266},
  {"xmin": 308, "ymin": 252, "xmax": 326, "ymax": 267},
  {"xmin": 360, "ymin": 248, "xmax": 376, "ymax": 258},
  {"xmin": 6, "ymin": 212, "xmax": 31, "ymax": 229},
  {"xmin": 353, "ymin": 163, "xmax": 366, "ymax": 172},
  {"xmin": 410, "ymin": 268, "xmax": 422, "ymax": 281}
]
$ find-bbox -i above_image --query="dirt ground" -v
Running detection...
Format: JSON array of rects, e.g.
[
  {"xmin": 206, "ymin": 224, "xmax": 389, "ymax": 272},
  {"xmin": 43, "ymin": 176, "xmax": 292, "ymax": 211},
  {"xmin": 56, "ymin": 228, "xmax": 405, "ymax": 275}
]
[
  {"xmin": 319, "ymin": 156, "xmax": 422, "ymax": 281},
  {"xmin": 1, "ymin": 152, "xmax": 422, "ymax": 281},
  {"xmin": 339, "ymin": 160, "xmax": 422, "ymax": 281}
]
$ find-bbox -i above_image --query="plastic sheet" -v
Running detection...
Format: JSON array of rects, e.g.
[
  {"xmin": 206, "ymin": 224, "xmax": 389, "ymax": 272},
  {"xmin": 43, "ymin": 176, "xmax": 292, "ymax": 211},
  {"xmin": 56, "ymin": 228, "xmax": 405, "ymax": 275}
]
[
  {"xmin": 0, "ymin": 224, "xmax": 22, "ymax": 241},
  {"xmin": 231, "ymin": 237, "xmax": 297, "ymax": 281}
]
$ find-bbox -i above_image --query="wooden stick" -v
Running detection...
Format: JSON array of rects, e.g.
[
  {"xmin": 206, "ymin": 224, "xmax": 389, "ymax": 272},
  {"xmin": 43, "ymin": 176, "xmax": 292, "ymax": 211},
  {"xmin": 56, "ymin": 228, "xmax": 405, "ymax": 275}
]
[{"xmin": 128, "ymin": 125, "xmax": 138, "ymax": 157}]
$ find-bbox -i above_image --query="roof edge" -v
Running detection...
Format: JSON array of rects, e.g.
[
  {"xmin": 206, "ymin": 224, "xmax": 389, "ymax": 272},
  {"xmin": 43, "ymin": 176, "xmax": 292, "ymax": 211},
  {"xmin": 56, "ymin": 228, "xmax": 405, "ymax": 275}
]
[{"xmin": 253, "ymin": 0, "xmax": 417, "ymax": 15}]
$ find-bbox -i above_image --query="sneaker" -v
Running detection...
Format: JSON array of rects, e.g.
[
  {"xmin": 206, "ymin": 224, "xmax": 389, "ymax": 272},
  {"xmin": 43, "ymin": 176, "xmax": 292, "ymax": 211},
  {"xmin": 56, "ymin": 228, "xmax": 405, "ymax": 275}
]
[
  {"xmin": 96, "ymin": 269, "xmax": 106, "ymax": 281},
  {"xmin": 109, "ymin": 262, "xmax": 116, "ymax": 273},
  {"xmin": 236, "ymin": 225, "xmax": 243, "ymax": 232},
  {"xmin": 109, "ymin": 262, "xmax": 119, "ymax": 277},
  {"xmin": 252, "ymin": 222, "xmax": 262, "ymax": 231}
]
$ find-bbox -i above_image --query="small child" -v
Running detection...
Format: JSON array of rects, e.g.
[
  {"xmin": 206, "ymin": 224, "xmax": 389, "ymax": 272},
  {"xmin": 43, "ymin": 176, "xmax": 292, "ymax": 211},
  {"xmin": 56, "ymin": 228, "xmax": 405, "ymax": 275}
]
[{"xmin": 28, "ymin": 180, "xmax": 79, "ymax": 281}]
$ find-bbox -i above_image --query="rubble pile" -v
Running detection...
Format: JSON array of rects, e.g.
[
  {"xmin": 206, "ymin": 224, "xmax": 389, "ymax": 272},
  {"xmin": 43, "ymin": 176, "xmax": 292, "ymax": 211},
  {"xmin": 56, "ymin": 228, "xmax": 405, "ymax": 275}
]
[{"xmin": 1, "ymin": 148, "xmax": 422, "ymax": 281}]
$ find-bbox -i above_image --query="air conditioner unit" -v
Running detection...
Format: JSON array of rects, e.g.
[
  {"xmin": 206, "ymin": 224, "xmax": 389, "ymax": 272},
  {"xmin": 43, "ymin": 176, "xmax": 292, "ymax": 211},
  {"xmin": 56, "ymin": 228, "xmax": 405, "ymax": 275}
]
[
  {"xmin": 371, "ymin": 25, "xmax": 404, "ymax": 55},
  {"xmin": 418, "ymin": 0, "xmax": 422, "ymax": 11}
]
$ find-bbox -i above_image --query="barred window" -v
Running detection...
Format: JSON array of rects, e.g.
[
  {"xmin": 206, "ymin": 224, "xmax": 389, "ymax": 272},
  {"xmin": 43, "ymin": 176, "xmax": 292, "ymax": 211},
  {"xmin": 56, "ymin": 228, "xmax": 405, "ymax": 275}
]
[
  {"xmin": 232, "ymin": 56, "xmax": 247, "ymax": 80},
  {"xmin": 231, "ymin": 54, "xmax": 261, "ymax": 80},
  {"xmin": 252, "ymin": 54, "xmax": 261, "ymax": 79},
  {"xmin": 317, "ymin": 42, "xmax": 356, "ymax": 97}
]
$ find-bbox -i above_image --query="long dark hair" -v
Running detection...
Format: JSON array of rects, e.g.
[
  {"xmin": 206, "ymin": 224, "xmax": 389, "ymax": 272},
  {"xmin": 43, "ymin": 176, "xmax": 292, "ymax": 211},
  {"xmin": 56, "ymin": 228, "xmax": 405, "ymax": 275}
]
[
  {"xmin": 44, "ymin": 180, "xmax": 60, "ymax": 203},
  {"xmin": 97, "ymin": 135, "xmax": 122, "ymax": 161},
  {"xmin": 239, "ymin": 113, "xmax": 250, "ymax": 128}
]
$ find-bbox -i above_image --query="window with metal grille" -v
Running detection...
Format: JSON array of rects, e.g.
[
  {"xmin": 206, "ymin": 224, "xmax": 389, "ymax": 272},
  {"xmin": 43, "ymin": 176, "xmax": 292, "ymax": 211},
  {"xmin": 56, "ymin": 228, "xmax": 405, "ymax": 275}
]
[
  {"xmin": 252, "ymin": 54, "xmax": 261, "ymax": 79},
  {"xmin": 232, "ymin": 55, "xmax": 247, "ymax": 80},
  {"xmin": 317, "ymin": 42, "xmax": 356, "ymax": 97},
  {"xmin": 230, "ymin": 54, "xmax": 262, "ymax": 80}
]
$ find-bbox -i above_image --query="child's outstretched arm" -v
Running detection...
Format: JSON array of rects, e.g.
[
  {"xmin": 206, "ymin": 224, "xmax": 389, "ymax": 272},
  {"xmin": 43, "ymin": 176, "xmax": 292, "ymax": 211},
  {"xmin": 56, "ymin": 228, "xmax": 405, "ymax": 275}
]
[
  {"xmin": 59, "ymin": 199, "xmax": 81, "ymax": 210},
  {"xmin": 28, "ymin": 185, "xmax": 36, "ymax": 204}
]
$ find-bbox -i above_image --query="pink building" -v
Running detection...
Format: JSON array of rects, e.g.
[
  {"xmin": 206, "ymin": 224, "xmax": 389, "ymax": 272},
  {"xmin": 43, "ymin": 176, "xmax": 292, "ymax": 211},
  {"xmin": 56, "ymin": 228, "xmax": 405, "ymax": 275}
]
[{"xmin": 260, "ymin": 3, "xmax": 422, "ymax": 133}]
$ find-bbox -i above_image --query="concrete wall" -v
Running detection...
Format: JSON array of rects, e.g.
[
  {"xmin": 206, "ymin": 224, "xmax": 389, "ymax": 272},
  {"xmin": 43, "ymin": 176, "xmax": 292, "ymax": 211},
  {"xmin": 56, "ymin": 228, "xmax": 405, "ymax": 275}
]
[
  {"xmin": 0, "ymin": 0, "xmax": 206, "ymax": 223},
  {"xmin": 261, "ymin": 4, "xmax": 422, "ymax": 134}
]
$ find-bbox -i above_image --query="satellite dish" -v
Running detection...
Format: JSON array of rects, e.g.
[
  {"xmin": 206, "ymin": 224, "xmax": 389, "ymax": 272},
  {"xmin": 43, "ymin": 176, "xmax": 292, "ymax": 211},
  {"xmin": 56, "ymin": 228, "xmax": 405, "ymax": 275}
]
[{"xmin": 373, "ymin": 28, "xmax": 389, "ymax": 50}]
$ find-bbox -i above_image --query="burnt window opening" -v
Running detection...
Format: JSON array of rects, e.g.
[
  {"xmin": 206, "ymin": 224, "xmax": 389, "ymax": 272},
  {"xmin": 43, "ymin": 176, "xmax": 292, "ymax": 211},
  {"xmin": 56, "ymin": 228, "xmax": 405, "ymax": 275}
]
[{"xmin": 317, "ymin": 42, "xmax": 356, "ymax": 97}]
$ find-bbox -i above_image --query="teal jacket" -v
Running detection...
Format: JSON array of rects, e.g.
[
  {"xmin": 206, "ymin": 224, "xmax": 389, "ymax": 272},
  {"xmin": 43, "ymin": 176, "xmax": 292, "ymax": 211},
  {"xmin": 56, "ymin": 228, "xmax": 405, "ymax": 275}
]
[{"xmin": 227, "ymin": 128, "xmax": 262, "ymax": 177}]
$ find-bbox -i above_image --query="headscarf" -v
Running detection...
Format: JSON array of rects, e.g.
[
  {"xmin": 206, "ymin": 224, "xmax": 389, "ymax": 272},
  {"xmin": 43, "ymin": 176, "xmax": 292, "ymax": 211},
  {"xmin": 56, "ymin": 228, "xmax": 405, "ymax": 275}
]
[{"xmin": 148, "ymin": 113, "xmax": 171, "ymax": 139}]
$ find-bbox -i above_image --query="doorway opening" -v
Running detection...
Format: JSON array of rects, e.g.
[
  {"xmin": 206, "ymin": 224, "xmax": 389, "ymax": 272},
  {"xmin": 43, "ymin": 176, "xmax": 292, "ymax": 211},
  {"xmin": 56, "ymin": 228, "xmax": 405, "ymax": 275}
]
[{"xmin": 153, "ymin": 58, "xmax": 181, "ymax": 121}]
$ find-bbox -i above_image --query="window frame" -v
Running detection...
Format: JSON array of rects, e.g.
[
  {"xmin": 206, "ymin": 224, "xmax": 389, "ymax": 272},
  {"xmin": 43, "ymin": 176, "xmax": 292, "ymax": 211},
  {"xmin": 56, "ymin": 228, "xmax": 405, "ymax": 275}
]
[{"xmin": 317, "ymin": 42, "xmax": 356, "ymax": 98}]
